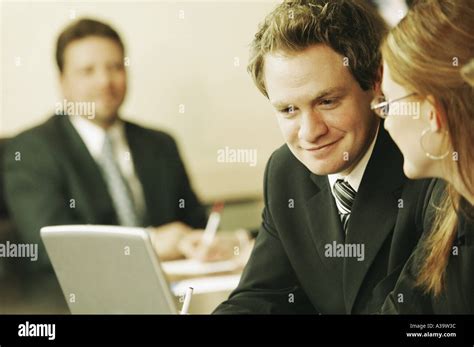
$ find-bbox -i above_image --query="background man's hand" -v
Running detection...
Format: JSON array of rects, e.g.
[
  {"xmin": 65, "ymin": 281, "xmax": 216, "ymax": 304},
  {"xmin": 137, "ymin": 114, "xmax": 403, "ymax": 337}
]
[
  {"xmin": 178, "ymin": 229, "xmax": 253, "ymax": 262},
  {"xmin": 148, "ymin": 221, "xmax": 192, "ymax": 261}
]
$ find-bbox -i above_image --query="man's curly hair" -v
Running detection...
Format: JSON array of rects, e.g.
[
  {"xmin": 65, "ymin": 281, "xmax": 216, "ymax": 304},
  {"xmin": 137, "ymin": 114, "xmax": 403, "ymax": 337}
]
[{"xmin": 248, "ymin": 0, "xmax": 387, "ymax": 98}]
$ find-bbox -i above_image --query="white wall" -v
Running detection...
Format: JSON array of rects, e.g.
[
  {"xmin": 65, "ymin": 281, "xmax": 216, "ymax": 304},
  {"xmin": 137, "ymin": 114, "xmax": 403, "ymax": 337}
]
[{"xmin": 0, "ymin": 0, "xmax": 284, "ymax": 202}]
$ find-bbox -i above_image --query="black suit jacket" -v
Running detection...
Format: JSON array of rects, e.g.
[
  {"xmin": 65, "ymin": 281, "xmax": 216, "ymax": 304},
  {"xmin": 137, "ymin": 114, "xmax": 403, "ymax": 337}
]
[
  {"xmin": 214, "ymin": 125, "xmax": 431, "ymax": 314},
  {"xmin": 3, "ymin": 115, "xmax": 207, "ymax": 270},
  {"xmin": 381, "ymin": 179, "xmax": 474, "ymax": 314}
]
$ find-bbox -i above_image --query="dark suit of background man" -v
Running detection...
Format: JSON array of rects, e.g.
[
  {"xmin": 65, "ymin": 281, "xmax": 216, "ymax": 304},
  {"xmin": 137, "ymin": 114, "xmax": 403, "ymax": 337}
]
[
  {"xmin": 4, "ymin": 18, "xmax": 207, "ymax": 271},
  {"xmin": 214, "ymin": 0, "xmax": 432, "ymax": 314}
]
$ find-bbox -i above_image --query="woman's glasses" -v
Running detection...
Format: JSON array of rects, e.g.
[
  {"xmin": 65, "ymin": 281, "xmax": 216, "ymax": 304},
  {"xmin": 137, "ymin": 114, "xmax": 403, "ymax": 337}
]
[{"xmin": 371, "ymin": 93, "xmax": 417, "ymax": 119}]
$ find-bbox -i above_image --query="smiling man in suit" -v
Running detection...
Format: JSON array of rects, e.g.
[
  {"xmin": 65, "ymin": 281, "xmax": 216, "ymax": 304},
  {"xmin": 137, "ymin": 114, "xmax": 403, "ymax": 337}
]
[
  {"xmin": 214, "ymin": 0, "xmax": 432, "ymax": 314},
  {"xmin": 3, "ymin": 18, "xmax": 208, "ymax": 271}
]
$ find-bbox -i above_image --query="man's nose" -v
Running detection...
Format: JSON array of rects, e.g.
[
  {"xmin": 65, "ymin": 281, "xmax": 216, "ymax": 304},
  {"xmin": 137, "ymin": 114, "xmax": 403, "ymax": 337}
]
[
  {"xmin": 95, "ymin": 68, "xmax": 113, "ymax": 88},
  {"xmin": 298, "ymin": 110, "xmax": 328, "ymax": 143}
]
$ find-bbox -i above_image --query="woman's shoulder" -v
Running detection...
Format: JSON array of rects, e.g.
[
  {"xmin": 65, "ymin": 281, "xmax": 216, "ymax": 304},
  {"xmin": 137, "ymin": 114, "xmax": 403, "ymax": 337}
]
[{"xmin": 423, "ymin": 178, "xmax": 474, "ymax": 238}]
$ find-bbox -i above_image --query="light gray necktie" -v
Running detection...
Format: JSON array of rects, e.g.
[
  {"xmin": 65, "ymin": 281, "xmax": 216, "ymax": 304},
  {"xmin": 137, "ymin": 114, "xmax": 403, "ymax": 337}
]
[
  {"xmin": 99, "ymin": 132, "xmax": 140, "ymax": 226},
  {"xmin": 333, "ymin": 179, "xmax": 356, "ymax": 234}
]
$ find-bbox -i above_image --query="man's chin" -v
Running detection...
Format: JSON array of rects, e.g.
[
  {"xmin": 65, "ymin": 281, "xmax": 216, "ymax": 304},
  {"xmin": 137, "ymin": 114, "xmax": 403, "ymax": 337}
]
[{"xmin": 94, "ymin": 108, "xmax": 119, "ymax": 122}]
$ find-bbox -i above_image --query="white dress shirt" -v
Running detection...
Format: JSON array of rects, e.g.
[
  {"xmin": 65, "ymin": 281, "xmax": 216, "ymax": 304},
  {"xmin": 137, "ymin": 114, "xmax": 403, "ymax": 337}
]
[
  {"xmin": 328, "ymin": 124, "xmax": 380, "ymax": 210},
  {"xmin": 70, "ymin": 116, "xmax": 146, "ymax": 217}
]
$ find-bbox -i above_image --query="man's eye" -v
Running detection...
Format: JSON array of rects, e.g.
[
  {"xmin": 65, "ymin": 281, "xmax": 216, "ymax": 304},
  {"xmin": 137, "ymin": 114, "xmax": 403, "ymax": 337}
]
[
  {"xmin": 111, "ymin": 63, "xmax": 124, "ymax": 71},
  {"xmin": 279, "ymin": 106, "xmax": 296, "ymax": 114},
  {"xmin": 319, "ymin": 98, "xmax": 340, "ymax": 108},
  {"xmin": 321, "ymin": 99, "xmax": 334, "ymax": 105}
]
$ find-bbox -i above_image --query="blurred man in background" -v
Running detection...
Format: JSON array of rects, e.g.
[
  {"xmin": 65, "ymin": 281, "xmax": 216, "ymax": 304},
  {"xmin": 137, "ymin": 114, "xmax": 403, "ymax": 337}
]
[{"xmin": 3, "ymin": 18, "xmax": 224, "ymax": 272}]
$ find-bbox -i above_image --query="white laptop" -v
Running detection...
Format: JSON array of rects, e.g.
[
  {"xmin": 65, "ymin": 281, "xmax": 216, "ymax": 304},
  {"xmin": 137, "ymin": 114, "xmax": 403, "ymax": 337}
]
[{"xmin": 40, "ymin": 225, "xmax": 178, "ymax": 314}]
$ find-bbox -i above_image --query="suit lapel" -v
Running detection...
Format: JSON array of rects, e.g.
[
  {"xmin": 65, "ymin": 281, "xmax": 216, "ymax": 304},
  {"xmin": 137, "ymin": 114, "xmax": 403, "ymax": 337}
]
[
  {"xmin": 303, "ymin": 174, "xmax": 345, "ymax": 278},
  {"xmin": 343, "ymin": 126, "xmax": 406, "ymax": 312}
]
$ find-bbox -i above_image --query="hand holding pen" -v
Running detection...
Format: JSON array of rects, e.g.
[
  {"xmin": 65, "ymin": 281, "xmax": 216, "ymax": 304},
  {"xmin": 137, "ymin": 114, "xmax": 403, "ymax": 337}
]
[{"xmin": 177, "ymin": 201, "xmax": 253, "ymax": 262}]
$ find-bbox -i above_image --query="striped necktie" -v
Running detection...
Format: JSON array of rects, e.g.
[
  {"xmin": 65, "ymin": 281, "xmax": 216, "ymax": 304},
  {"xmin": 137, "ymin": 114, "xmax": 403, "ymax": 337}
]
[
  {"xmin": 99, "ymin": 132, "xmax": 140, "ymax": 226},
  {"xmin": 333, "ymin": 179, "xmax": 356, "ymax": 234}
]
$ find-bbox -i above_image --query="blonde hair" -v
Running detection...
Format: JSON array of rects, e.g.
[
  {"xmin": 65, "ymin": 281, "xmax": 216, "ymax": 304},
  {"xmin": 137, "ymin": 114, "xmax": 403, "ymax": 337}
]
[
  {"xmin": 247, "ymin": 0, "xmax": 387, "ymax": 98},
  {"xmin": 382, "ymin": 0, "xmax": 474, "ymax": 296},
  {"xmin": 461, "ymin": 59, "xmax": 474, "ymax": 86}
]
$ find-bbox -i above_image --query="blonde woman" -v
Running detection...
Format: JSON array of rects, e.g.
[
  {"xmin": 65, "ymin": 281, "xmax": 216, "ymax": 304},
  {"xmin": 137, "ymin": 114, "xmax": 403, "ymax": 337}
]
[{"xmin": 371, "ymin": 0, "xmax": 474, "ymax": 313}]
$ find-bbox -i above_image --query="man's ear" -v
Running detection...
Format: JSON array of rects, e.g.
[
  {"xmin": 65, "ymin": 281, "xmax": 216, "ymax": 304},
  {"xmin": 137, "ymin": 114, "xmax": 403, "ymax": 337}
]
[
  {"xmin": 58, "ymin": 72, "xmax": 64, "ymax": 87},
  {"xmin": 58, "ymin": 72, "xmax": 67, "ymax": 97},
  {"xmin": 373, "ymin": 64, "xmax": 384, "ymax": 95},
  {"xmin": 426, "ymin": 95, "xmax": 446, "ymax": 132}
]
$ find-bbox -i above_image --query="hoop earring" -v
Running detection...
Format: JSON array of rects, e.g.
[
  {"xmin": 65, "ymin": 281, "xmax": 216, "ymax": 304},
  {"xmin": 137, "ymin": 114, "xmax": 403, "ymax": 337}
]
[{"xmin": 420, "ymin": 127, "xmax": 449, "ymax": 160}]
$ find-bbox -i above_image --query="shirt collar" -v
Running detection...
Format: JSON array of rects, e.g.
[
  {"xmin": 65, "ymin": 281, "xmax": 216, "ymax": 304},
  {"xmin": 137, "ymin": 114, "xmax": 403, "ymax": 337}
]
[
  {"xmin": 70, "ymin": 116, "xmax": 125, "ymax": 160},
  {"xmin": 328, "ymin": 123, "xmax": 380, "ymax": 193}
]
